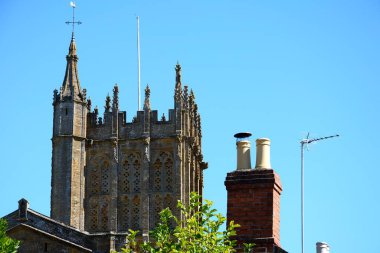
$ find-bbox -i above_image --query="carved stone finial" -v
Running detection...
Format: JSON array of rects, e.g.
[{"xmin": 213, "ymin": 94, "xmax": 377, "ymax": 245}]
[
  {"xmin": 98, "ymin": 117, "xmax": 103, "ymax": 125},
  {"xmin": 161, "ymin": 113, "xmax": 166, "ymax": 121},
  {"xmin": 82, "ymin": 88, "xmax": 87, "ymax": 100},
  {"xmin": 183, "ymin": 86, "xmax": 189, "ymax": 109},
  {"xmin": 105, "ymin": 94, "xmax": 111, "ymax": 112},
  {"xmin": 189, "ymin": 89, "xmax": 195, "ymax": 109},
  {"xmin": 94, "ymin": 106, "xmax": 99, "ymax": 125},
  {"xmin": 174, "ymin": 63, "xmax": 182, "ymax": 102},
  {"xmin": 113, "ymin": 84, "xmax": 119, "ymax": 110},
  {"xmin": 53, "ymin": 89, "xmax": 58, "ymax": 103},
  {"xmin": 193, "ymin": 103, "xmax": 198, "ymax": 118},
  {"xmin": 175, "ymin": 62, "xmax": 181, "ymax": 84},
  {"xmin": 143, "ymin": 84, "xmax": 151, "ymax": 111},
  {"xmin": 87, "ymin": 98, "xmax": 92, "ymax": 111},
  {"xmin": 59, "ymin": 87, "xmax": 63, "ymax": 100}
]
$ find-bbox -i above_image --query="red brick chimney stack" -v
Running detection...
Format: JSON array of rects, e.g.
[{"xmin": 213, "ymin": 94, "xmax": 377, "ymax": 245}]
[{"xmin": 225, "ymin": 134, "xmax": 287, "ymax": 253}]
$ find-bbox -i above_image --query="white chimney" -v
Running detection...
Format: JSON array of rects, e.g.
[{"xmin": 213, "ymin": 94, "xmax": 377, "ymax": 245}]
[
  {"xmin": 255, "ymin": 138, "xmax": 271, "ymax": 170},
  {"xmin": 234, "ymin": 132, "xmax": 252, "ymax": 170},
  {"xmin": 316, "ymin": 242, "xmax": 330, "ymax": 253}
]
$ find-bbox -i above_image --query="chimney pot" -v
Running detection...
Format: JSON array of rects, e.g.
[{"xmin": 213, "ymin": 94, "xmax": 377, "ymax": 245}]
[
  {"xmin": 234, "ymin": 132, "xmax": 252, "ymax": 170},
  {"xmin": 316, "ymin": 242, "xmax": 330, "ymax": 253},
  {"xmin": 255, "ymin": 138, "xmax": 271, "ymax": 170},
  {"xmin": 236, "ymin": 140, "xmax": 252, "ymax": 170}
]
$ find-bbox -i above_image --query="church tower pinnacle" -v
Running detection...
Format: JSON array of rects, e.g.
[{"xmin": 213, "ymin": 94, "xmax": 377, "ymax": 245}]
[
  {"xmin": 60, "ymin": 36, "xmax": 84, "ymax": 101},
  {"xmin": 51, "ymin": 36, "xmax": 87, "ymax": 230}
]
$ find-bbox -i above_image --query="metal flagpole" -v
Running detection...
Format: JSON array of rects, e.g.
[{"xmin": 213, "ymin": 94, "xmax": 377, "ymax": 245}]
[
  {"xmin": 300, "ymin": 134, "xmax": 339, "ymax": 253},
  {"xmin": 137, "ymin": 16, "xmax": 141, "ymax": 111},
  {"xmin": 301, "ymin": 140, "xmax": 305, "ymax": 253}
]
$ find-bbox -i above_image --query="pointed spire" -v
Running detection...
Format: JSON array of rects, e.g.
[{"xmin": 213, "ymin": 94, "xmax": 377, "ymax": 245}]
[
  {"xmin": 144, "ymin": 84, "xmax": 151, "ymax": 111},
  {"xmin": 112, "ymin": 84, "xmax": 119, "ymax": 111},
  {"xmin": 69, "ymin": 33, "xmax": 77, "ymax": 56},
  {"xmin": 61, "ymin": 36, "xmax": 83, "ymax": 101}
]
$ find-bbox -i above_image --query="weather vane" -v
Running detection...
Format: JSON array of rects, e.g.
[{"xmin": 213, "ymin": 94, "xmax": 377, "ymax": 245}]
[{"xmin": 65, "ymin": 1, "xmax": 82, "ymax": 37}]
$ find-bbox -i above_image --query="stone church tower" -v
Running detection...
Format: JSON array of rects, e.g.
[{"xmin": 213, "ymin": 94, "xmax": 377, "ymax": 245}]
[
  {"xmin": 51, "ymin": 35, "xmax": 87, "ymax": 231},
  {"xmin": 50, "ymin": 35, "xmax": 207, "ymax": 250},
  {"xmin": 2, "ymin": 34, "xmax": 290, "ymax": 253}
]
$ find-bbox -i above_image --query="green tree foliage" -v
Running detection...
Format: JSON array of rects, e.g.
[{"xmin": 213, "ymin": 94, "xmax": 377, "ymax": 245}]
[
  {"xmin": 0, "ymin": 219, "xmax": 19, "ymax": 253},
  {"xmin": 116, "ymin": 192, "xmax": 254, "ymax": 253}
]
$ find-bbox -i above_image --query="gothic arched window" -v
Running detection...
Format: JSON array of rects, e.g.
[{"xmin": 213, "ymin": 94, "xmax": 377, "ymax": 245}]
[
  {"xmin": 151, "ymin": 152, "xmax": 174, "ymax": 193},
  {"xmin": 120, "ymin": 153, "xmax": 141, "ymax": 194}
]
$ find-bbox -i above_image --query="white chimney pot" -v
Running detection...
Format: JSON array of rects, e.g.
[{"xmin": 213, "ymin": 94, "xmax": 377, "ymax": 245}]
[
  {"xmin": 316, "ymin": 242, "xmax": 330, "ymax": 253},
  {"xmin": 255, "ymin": 138, "xmax": 271, "ymax": 170},
  {"xmin": 236, "ymin": 140, "xmax": 252, "ymax": 170}
]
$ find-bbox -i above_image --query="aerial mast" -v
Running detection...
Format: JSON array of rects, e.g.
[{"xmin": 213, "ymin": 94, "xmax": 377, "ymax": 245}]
[{"xmin": 300, "ymin": 133, "xmax": 339, "ymax": 253}]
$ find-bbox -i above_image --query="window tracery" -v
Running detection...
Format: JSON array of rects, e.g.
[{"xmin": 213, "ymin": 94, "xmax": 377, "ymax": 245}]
[
  {"xmin": 165, "ymin": 158, "xmax": 173, "ymax": 191},
  {"xmin": 90, "ymin": 201, "xmax": 98, "ymax": 230},
  {"xmin": 133, "ymin": 159, "xmax": 141, "ymax": 192},
  {"xmin": 101, "ymin": 201, "xmax": 109, "ymax": 230},
  {"xmin": 101, "ymin": 161, "xmax": 110, "ymax": 194},
  {"xmin": 120, "ymin": 195, "xmax": 130, "ymax": 230},
  {"xmin": 151, "ymin": 152, "xmax": 174, "ymax": 193},
  {"xmin": 151, "ymin": 194, "xmax": 162, "ymax": 229},
  {"xmin": 153, "ymin": 159, "xmax": 162, "ymax": 191},
  {"xmin": 120, "ymin": 153, "xmax": 141, "ymax": 194},
  {"xmin": 90, "ymin": 167, "xmax": 99, "ymax": 195},
  {"xmin": 122, "ymin": 160, "xmax": 130, "ymax": 193},
  {"xmin": 132, "ymin": 195, "xmax": 140, "ymax": 230}
]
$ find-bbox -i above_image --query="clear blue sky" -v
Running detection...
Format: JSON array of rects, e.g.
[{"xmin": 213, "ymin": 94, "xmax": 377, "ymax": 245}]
[{"xmin": 1, "ymin": 1, "xmax": 379, "ymax": 252}]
